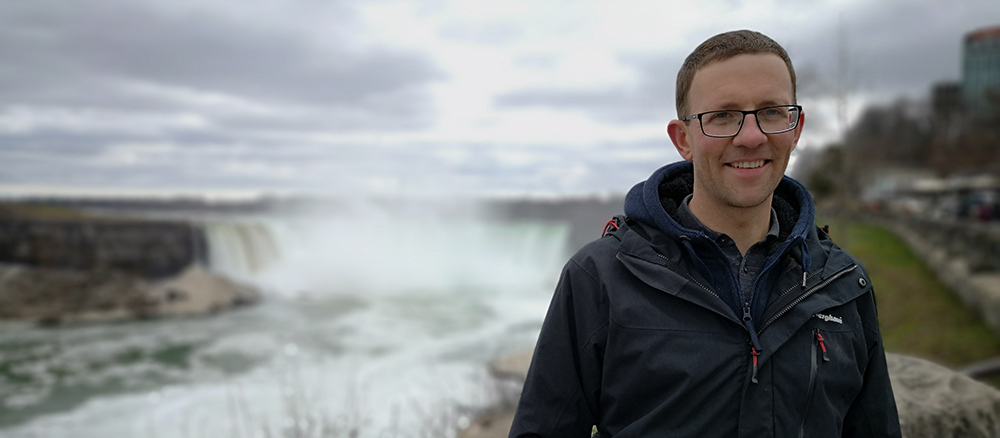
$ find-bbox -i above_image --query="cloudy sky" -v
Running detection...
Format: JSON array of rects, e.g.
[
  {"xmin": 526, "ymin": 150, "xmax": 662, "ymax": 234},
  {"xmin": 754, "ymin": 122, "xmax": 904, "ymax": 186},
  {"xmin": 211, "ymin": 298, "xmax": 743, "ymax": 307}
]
[{"xmin": 1, "ymin": 0, "xmax": 997, "ymax": 198}]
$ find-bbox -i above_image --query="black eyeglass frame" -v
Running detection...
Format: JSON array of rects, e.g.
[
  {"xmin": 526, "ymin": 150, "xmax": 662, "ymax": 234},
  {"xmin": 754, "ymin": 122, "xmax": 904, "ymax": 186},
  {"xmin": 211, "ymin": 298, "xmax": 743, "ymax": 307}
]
[{"xmin": 681, "ymin": 105, "xmax": 803, "ymax": 138}]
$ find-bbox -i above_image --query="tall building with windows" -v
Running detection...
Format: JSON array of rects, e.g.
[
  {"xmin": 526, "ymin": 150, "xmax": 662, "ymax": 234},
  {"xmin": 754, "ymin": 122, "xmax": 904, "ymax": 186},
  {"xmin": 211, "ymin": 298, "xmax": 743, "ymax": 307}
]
[{"xmin": 963, "ymin": 25, "xmax": 1000, "ymax": 112}]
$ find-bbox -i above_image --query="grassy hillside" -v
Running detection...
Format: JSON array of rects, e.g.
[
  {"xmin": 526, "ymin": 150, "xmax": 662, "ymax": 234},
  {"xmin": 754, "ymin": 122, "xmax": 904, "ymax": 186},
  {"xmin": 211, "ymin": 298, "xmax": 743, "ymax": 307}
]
[{"xmin": 819, "ymin": 218, "xmax": 1000, "ymax": 369}]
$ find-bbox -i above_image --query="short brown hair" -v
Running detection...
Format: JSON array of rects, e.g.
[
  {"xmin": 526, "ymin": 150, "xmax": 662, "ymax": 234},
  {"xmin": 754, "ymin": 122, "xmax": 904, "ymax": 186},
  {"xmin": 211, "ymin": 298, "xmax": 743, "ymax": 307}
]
[{"xmin": 675, "ymin": 30, "xmax": 796, "ymax": 118}]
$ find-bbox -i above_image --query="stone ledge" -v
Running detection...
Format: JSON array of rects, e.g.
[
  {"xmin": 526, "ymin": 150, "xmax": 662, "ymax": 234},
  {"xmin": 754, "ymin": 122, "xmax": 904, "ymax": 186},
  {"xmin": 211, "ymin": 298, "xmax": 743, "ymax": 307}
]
[
  {"xmin": 890, "ymin": 354, "xmax": 1000, "ymax": 438},
  {"xmin": 465, "ymin": 350, "xmax": 1000, "ymax": 438}
]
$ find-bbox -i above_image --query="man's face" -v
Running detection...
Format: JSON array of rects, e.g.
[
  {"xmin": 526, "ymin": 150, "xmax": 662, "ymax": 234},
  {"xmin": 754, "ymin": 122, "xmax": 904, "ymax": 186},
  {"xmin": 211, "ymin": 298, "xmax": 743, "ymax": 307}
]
[{"xmin": 667, "ymin": 53, "xmax": 803, "ymax": 212}]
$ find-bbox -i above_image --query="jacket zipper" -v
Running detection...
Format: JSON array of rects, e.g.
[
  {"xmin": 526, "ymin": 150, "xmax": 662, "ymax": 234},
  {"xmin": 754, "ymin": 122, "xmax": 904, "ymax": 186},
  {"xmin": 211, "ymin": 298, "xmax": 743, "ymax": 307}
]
[
  {"xmin": 654, "ymin": 251, "xmax": 843, "ymax": 386},
  {"xmin": 749, "ymin": 264, "xmax": 855, "ymax": 384},
  {"xmin": 654, "ymin": 252, "xmax": 722, "ymax": 302},
  {"xmin": 799, "ymin": 329, "xmax": 827, "ymax": 438},
  {"xmin": 757, "ymin": 264, "xmax": 858, "ymax": 334},
  {"xmin": 739, "ymin": 238, "xmax": 802, "ymax": 385},
  {"xmin": 656, "ymin": 251, "xmax": 766, "ymax": 383},
  {"xmin": 745, "ymin": 304, "xmax": 763, "ymax": 383},
  {"xmin": 764, "ymin": 269, "xmax": 821, "ymax": 317}
]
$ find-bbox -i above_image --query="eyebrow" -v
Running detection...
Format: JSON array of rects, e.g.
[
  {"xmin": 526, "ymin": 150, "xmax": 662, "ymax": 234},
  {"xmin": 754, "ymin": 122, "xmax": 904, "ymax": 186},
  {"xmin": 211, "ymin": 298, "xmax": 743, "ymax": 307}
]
[{"xmin": 710, "ymin": 99, "xmax": 786, "ymax": 111}]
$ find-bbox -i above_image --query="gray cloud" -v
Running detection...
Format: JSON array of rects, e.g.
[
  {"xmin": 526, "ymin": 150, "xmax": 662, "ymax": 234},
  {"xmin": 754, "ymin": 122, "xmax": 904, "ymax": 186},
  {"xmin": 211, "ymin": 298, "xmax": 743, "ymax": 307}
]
[
  {"xmin": 0, "ymin": 0, "xmax": 443, "ymax": 129},
  {"xmin": 496, "ymin": 3, "xmax": 1000, "ymax": 125},
  {"xmin": 370, "ymin": 138, "xmax": 680, "ymax": 195},
  {"xmin": 785, "ymin": 2, "xmax": 1000, "ymax": 100},
  {"xmin": 438, "ymin": 21, "xmax": 524, "ymax": 45},
  {"xmin": 0, "ymin": 127, "xmax": 679, "ymax": 195},
  {"xmin": 3, "ymin": 0, "xmax": 997, "ymax": 197},
  {"xmin": 494, "ymin": 51, "xmax": 682, "ymax": 123},
  {"xmin": 0, "ymin": 0, "xmax": 451, "ymax": 194},
  {"xmin": 514, "ymin": 54, "xmax": 559, "ymax": 69}
]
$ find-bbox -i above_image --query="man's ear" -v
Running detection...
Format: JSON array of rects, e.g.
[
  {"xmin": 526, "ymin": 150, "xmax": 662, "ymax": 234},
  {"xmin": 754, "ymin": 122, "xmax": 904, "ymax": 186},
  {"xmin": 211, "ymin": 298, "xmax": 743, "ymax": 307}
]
[{"xmin": 667, "ymin": 119, "xmax": 694, "ymax": 161}]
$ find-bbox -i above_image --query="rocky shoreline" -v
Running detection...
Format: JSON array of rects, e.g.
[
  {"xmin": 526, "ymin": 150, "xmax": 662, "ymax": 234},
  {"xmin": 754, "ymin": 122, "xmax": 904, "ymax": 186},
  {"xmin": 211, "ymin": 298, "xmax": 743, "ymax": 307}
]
[
  {"xmin": 459, "ymin": 349, "xmax": 532, "ymax": 438},
  {"xmin": 0, "ymin": 262, "xmax": 260, "ymax": 325},
  {"xmin": 0, "ymin": 201, "xmax": 261, "ymax": 325}
]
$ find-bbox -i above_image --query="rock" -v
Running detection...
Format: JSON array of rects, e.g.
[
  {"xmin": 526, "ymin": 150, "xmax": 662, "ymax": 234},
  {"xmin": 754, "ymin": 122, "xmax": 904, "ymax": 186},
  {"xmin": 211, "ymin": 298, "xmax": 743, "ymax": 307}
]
[
  {"xmin": 888, "ymin": 353, "xmax": 1000, "ymax": 438},
  {"xmin": 461, "ymin": 350, "xmax": 532, "ymax": 438},
  {"xmin": 0, "ymin": 262, "xmax": 259, "ymax": 325},
  {"xmin": 461, "ymin": 350, "xmax": 1000, "ymax": 438},
  {"xmin": 0, "ymin": 263, "xmax": 150, "ymax": 324},
  {"xmin": 147, "ymin": 265, "xmax": 260, "ymax": 317},
  {"xmin": 488, "ymin": 349, "xmax": 533, "ymax": 382},
  {"xmin": 460, "ymin": 411, "xmax": 516, "ymax": 438}
]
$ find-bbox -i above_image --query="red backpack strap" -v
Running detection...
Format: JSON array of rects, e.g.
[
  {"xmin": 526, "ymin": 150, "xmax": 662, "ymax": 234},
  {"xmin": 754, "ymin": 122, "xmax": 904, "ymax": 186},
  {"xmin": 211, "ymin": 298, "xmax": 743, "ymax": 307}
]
[{"xmin": 602, "ymin": 215, "xmax": 628, "ymax": 238}]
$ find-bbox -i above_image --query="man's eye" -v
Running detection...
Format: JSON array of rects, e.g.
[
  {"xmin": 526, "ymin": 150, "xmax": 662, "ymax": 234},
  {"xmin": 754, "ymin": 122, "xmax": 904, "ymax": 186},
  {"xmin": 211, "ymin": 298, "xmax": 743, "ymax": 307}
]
[{"xmin": 707, "ymin": 112, "xmax": 735, "ymax": 123}]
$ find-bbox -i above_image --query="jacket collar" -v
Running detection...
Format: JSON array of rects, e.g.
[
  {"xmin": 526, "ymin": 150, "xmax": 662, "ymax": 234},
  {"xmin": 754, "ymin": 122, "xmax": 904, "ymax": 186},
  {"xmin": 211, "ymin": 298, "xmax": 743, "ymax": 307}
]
[
  {"xmin": 620, "ymin": 161, "xmax": 821, "ymax": 327},
  {"xmin": 616, "ymin": 205, "xmax": 867, "ymax": 367}
]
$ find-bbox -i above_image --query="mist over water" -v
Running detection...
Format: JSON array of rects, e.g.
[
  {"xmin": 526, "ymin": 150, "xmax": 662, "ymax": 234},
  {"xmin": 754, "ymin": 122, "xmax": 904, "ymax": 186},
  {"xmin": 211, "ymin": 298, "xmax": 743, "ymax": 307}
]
[
  {"xmin": 212, "ymin": 200, "xmax": 570, "ymax": 299},
  {"xmin": 0, "ymin": 197, "xmax": 576, "ymax": 437}
]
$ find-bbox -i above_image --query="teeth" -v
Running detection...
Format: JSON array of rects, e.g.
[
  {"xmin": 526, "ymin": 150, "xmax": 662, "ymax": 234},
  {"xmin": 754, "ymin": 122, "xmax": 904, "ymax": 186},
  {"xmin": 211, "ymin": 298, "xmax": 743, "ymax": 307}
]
[{"xmin": 730, "ymin": 160, "xmax": 765, "ymax": 169}]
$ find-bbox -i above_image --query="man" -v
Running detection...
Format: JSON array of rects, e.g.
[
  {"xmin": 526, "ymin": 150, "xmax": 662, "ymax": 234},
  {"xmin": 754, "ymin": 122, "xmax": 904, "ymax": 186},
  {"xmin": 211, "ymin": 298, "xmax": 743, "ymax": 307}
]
[{"xmin": 508, "ymin": 30, "xmax": 900, "ymax": 438}]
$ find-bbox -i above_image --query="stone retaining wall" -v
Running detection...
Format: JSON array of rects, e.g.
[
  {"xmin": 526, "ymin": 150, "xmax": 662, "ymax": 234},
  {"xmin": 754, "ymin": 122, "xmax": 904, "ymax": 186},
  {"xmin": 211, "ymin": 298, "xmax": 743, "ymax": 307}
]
[{"xmin": 861, "ymin": 212, "xmax": 1000, "ymax": 338}]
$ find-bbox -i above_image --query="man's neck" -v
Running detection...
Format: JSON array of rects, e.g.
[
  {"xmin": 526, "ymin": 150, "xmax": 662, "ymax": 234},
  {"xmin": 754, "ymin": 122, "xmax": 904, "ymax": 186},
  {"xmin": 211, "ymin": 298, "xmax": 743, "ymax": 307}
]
[{"xmin": 688, "ymin": 194, "xmax": 773, "ymax": 256}]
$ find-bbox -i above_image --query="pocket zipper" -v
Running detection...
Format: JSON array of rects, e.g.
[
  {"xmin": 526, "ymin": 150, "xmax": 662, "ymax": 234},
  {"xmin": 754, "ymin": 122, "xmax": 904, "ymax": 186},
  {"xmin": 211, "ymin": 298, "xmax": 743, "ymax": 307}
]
[
  {"xmin": 816, "ymin": 331, "xmax": 830, "ymax": 362},
  {"xmin": 799, "ymin": 329, "xmax": 826, "ymax": 438}
]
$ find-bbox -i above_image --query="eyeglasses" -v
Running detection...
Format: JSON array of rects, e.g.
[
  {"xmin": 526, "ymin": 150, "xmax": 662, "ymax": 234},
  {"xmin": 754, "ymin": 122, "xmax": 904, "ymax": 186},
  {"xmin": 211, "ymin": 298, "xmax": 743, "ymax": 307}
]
[{"xmin": 681, "ymin": 105, "xmax": 802, "ymax": 138}]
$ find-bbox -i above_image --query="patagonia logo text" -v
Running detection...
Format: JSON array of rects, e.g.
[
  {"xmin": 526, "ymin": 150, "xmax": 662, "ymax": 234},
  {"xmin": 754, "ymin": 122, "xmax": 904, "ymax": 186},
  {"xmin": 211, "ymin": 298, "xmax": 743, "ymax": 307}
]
[{"xmin": 815, "ymin": 313, "xmax": 843, "ymax": 324}]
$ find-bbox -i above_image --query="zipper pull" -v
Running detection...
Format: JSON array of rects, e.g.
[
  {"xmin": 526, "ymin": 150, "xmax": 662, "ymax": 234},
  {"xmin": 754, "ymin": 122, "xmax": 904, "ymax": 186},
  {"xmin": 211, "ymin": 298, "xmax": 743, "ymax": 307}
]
[
  {"xmin": 743, "ymin": 305, "xmax": 763, "ymax": 352},
  {"xmin": 744, "ymin": 304, "xmax": 763, "ymax": 384},
  {"xmin": 816, "ymin": 332, "xmax": 830, "ymax": 362}
]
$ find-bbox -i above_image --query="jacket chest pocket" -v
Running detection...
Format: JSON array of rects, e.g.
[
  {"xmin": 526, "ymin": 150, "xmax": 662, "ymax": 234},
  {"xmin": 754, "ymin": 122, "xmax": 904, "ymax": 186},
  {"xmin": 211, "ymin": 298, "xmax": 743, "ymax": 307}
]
[{"xmin": 780, "ymin": 325, "xmax": 866, "ymax": 438}]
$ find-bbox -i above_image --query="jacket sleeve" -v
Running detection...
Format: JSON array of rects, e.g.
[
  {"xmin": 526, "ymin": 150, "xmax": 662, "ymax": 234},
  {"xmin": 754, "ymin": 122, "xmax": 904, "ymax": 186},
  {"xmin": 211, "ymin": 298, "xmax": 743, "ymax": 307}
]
[
  {"xmin": 509, "ymin": 257, "xmax": 608, "ymax": 438},
  {"xmin": 841, "ymin": 287, "xmax": 902, "ymax": 438}
]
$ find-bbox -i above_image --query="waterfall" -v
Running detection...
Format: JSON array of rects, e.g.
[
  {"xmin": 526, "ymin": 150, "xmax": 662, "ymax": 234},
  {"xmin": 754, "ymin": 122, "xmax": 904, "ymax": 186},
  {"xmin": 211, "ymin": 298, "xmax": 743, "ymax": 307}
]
[
  {"xmin": 198, "ymin": 206, "xmax": 572, "ymax": 299},
  {"xmin": 202, "ymin": 220, "xmax": 282, "ymax": 276},
  {"xmin": 0, "ymin": 198, "xmax": 589, "ymax": 438}
]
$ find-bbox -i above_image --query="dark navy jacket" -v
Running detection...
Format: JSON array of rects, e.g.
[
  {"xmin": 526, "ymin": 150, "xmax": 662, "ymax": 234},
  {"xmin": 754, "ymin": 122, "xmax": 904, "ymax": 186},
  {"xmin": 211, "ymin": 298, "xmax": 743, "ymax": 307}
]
[{"xmin": 509, "ymin": 162, "xmax": 901, "ymax": 438}]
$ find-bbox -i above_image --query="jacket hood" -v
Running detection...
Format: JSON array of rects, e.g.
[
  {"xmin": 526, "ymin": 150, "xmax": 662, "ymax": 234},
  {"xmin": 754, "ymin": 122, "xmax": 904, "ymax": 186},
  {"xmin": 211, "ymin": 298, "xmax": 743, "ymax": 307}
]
[
  {"xmin": 623, "ymin": 161, "xmax": 817, "ymax": 317},
  {"xmin": 624, "ymin": 161, "xmax": 815, "ymax": 248}
]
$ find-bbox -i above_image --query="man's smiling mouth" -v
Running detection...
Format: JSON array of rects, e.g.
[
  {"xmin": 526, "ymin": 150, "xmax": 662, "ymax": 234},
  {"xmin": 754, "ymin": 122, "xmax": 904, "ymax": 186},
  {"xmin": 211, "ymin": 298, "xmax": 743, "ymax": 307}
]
[{"xmin": 727, "ymin": 160, "xmax": 768, "ymax": 169}]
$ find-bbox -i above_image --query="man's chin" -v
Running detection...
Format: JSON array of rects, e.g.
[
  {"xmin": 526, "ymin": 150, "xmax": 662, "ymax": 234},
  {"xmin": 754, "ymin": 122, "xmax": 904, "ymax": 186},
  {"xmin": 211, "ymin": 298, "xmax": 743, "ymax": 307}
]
[{"xmin": 723, "ymin": 191, "xmax": 775, "ymax": 210}]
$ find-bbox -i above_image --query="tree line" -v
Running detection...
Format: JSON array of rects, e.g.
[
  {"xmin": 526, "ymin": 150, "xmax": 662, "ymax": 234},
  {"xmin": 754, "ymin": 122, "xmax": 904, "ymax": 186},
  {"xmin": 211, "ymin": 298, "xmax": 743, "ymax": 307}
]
[{"xmin": 794, "ymin": 89, "xmax": 1000, "ymax": 201}]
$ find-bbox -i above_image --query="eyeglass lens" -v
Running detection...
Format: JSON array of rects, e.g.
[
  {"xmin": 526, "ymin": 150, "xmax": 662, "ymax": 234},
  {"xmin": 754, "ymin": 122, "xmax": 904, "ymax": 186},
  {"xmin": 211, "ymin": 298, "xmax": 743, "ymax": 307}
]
[{"xmin": 701, "ymin": 106, "xmax": 800, "ymax": 137}]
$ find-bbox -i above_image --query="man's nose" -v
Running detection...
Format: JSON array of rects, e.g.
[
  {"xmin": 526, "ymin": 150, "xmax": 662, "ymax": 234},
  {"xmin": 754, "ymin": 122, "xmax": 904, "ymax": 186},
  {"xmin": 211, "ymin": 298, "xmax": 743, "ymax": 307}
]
[{"xmin": 733, "ymin": 114, "xmax": 768, "ymax": 146}]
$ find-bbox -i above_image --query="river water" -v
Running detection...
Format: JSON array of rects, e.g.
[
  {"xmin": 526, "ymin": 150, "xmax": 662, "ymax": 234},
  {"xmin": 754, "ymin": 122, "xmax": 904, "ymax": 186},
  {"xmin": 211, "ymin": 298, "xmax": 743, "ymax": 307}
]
[{"xmin": 0, "ymin": 201, "xmax": 571, "ymax": 438}]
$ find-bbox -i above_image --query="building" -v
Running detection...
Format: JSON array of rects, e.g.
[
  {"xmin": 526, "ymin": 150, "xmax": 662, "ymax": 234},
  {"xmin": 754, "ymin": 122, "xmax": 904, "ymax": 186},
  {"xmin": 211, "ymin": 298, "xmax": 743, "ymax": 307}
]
[
  {"xmin": 963, "ymin": 25, "xmax": 1000, "ymax": 112},
  {"xmin": 933, "ymin": 82, "xmax": 962, "ymax": 117}
]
